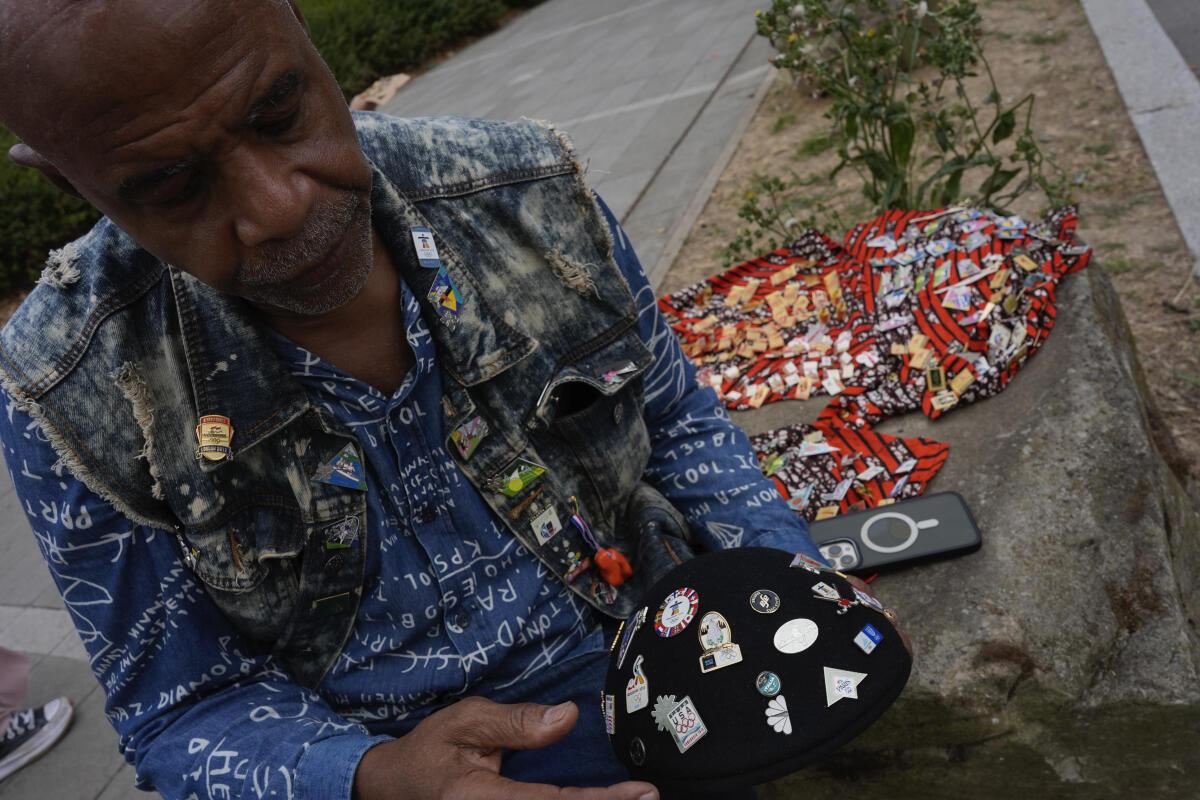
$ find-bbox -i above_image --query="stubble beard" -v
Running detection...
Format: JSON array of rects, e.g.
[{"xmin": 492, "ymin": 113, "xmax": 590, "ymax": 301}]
[{"xmin": 237, "ymin": 190, "xmax": 374, "ymax": 317}]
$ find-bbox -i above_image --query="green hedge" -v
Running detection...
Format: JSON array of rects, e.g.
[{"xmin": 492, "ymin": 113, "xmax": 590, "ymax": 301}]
[
  {"xmin": 0, "ymin": 0, "xmax": 542, "ymax": 295},
  {"xmin": 301, "ymin": 0, "xmax": 543, "ymax": 98},
  {"xmin": 0, "ymin": 129, "xmax": 100, "ymax": 294}
]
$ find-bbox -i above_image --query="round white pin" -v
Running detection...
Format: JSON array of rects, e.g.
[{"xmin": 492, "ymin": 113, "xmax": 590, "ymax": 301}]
[{"xmin": 773, "ymin": 618, "xmax": 819, "ymax": 654}]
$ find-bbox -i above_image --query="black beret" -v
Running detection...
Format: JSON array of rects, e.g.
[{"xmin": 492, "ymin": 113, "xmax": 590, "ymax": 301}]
[{"xmin": 602, "ymin": 547, "xmax": 911, "ymax": 793}]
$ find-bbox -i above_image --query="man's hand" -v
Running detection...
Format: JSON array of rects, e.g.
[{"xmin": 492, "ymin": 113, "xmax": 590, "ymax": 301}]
[
  {"xmin": 352, "ymin": 697, "xmax": 659, "ymax": 800},
  {"xmin": 841, "ymin": 574, "xmax": 914, "ymax": 657}
]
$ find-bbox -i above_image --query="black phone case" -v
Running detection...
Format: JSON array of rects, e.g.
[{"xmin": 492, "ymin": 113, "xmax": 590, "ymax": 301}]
[{"xmin": 807, "ymin": 491, "xmax": 981, "ymax": 571}]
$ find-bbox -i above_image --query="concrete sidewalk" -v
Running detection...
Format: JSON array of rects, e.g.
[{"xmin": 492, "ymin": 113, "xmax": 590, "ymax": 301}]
[{"xmin": 383, "ymin": 0, "xmax": 775, "ymax": 284}]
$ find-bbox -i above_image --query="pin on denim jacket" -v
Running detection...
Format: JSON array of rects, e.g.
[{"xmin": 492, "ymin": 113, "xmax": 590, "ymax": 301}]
[{"xmin": 0, "ymin": 112, "xmax": 701, "ymax": 687}]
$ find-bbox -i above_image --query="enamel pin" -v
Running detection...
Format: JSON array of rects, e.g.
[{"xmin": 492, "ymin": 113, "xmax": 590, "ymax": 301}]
[
  {"xmin": 629, "ymin": 737, "xmax": 646, "ymax": 766},
  {"xmin": 855, "ymin": 623, "xmax": 884, "ymax": 654},
  {"xmin": 773, "ymin": 618, "xmax": 819, "ymax": 654},
  {"xmin": 756, "ymin": 671, "xmax": 782, "ymax": 697},
  {"xmin": 652, "ymin": 695, "xmax": 707, "ymax": 754},
  {"xmin": 604, "ymin": 693, "xmax": 615, "ymax": 735},
  {"xmin": 697, "ymin": 611, "xmax": 743, "ymax": 673},
  {"xmin": 616, "ymin": 607, "xmax": 647, "ymax": 670},
  {"xmin": 625, "ymin": 655, "xmax": 650, "ymax": 713},
  {"xmin": 530, "ymin": 505, "xmax": 562, "ymax": 545},
  {"xmin": 323, "ymin": 516, "xmax": 361, "ymax": 550},
  {"xmin": 764, "ymin": 695, "xmax": 792, "ymax": 735},
  {"xmin": 449, "ymin": 416, "xmax": 488, "ymax": 461},
  {"xmin": 495, "ymin": 459, "xmax": 546, "ymax": 497},
  {"xmin": 790, "ymin": 553, "xmax": 829, "ymax": 574},
  {"xmin": 824, "ymin": 666, "xmax": 867, "ymax": 706},
  {"xmin": 195, "ymin": 415, "xmax": 233, "ymax": 462},
  {"xmin": 813, "ymin": 583, "xmax": 859, "ymax": 615},
  {"xmin": 654, "ymin": 588, "xmax": 699, "ymax": 638},
  {"xmin": 750, "ymin": 588, "xmax": 781, "ymax": 614},
  {"xmin": 427, "ymin": 266, "xmax": 462, "ymax": 319},
  {"xmin": 410, "ymin": 226, "xmax": 442, "ymax": 269},
  {"xmin": 314, "ymin": 443, "xmax": 367, "ymax": 491}
]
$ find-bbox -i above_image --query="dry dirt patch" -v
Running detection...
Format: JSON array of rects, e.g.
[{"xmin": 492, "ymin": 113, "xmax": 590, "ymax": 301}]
[{"xmin": 666, "ymin": 0, "xmax": 1199, "ymax": 480}]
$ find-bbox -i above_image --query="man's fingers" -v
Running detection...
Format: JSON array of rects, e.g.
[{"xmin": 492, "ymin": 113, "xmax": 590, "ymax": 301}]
[
  {"xmin": 456, "ymin": 769, "xmax": 658, "ymax": 800},
  {"xmin": 452, "ymin": 697, "xmax": 581, "ymax": 751}
]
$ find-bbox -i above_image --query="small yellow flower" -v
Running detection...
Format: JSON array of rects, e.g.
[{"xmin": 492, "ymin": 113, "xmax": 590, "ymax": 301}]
[
  {"xmin": 867, "ymin": 27, "xmax": 877, "ymax": 37},
  {"xmin": 787, "ymin": 32, "xmax": 798, "ymax": 43},
  {"xmin": 755, "ymin": 9, "xmax": 762, "ymax": 17},
  {"xmin": 746, "ymin": 191, "xmax": 758, "ymax": 201}
]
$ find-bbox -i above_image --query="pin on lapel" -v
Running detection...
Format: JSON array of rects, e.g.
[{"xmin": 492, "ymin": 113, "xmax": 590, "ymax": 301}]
[
  {"xmin": 410, "ymin": 226, "xmax": 442, "ymax": 269},
  {"xmin": 314, "ymin": 443, "xmax": 367, "ymax": 491},
  {"xmin": 195, "ymin": 415, "xmax": 233, "ymax": 462}
]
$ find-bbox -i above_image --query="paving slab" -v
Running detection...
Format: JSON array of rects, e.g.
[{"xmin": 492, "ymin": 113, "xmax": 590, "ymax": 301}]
[
  {"xmin": 383, "ymin": 0, "xmax": 774, "ymax": 277},
  {"xmin": 0, "ymin": 655, "xmax": 129, "ymax": 800}
]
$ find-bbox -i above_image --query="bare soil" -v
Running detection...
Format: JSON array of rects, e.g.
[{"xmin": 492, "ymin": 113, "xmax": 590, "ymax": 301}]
[{"xmin": 666, "ymin": 0, "xmax": 1200, "ymax": 480}]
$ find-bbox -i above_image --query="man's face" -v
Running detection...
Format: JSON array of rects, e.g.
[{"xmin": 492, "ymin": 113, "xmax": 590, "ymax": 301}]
[{"xmin": 3, "ymin": 0, "xmax": 374, "ymax": 317}]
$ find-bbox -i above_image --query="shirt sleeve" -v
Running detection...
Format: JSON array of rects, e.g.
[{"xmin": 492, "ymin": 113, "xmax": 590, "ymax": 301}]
[
  {"xmin": 593, "ymin": 197, "xmax": 824, "ymax": 562},
  {"xmin": 0, "ymin": 393, "xmax": 390, "ymax": 800}
]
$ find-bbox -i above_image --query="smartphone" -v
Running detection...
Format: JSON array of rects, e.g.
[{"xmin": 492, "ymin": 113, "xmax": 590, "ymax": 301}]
[{"xmin": 807, "ymin": 491, "xmax": 981, "ymax": 572}]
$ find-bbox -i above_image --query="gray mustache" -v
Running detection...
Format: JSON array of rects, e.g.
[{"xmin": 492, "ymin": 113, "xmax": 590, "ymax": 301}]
[{"xmin": 236, "ymin": 193, "xmax": 360, "ymax": 287}]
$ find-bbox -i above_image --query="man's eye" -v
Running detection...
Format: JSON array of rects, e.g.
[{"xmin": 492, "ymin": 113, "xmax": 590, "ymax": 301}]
[
  {"xmin": 258, "ymin": 110, "xmax": 300, "ymax": 137},
  {"xmin": 161, "ymin": 173, "xmax": 204, "ymax": 207}
]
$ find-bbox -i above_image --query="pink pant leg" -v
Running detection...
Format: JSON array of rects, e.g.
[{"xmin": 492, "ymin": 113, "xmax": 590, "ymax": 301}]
[{"xmin": 0, "ymin": 646, "xmax": 30, "ymax": 729}]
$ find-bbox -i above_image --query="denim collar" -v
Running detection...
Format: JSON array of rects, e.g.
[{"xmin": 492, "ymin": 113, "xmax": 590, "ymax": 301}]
[{"xmin": 170, "ymin": 161, "xmax": 538, "ymax": 471}]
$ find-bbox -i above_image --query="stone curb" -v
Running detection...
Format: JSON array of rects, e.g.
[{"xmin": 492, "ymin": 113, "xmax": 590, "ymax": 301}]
[{"xmin": 1081, "ymin": 0, "xmax": 1200, "ymax": 278}]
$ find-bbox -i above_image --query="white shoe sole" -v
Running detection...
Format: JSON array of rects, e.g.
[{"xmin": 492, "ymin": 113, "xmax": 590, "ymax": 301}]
[{"xmin": 0, "ymin": 700, "xmax": 74, "ymax": 782}]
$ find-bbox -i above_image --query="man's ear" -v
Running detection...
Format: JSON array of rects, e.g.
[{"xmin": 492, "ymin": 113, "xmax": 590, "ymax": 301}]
[
  {"xmin": 283, "ymin": 0, "xmax": 311, "ymax": 36},
  {"xmin": 7, "ymin": 143, "xmax": 84, "ymax": 200}
]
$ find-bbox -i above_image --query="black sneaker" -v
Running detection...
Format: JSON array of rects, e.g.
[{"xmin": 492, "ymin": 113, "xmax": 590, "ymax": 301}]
[{"xmin": 0, "ymin": 698, "xmax": 73, "ymax": 781}]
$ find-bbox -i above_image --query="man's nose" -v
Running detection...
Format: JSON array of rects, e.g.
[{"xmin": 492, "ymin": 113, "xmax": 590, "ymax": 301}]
[{"xmin": 228, "ymin": 150, "xmax": 316, "ymax": 248}]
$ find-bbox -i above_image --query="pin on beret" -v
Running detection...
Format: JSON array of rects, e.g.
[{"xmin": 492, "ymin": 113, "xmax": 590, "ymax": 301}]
[{"xmin": 602, "ymin": 547, "xmax": 911, "ymax": 793}]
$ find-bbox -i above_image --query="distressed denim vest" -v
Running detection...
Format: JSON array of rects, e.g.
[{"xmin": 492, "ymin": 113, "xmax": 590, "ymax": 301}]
[{"xmin": 0, "ymin": 113, "xmax": 692, "ymax": 688}]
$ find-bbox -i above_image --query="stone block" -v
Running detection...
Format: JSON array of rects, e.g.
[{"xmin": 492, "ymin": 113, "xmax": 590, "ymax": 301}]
[{"xmin": 726, "ymin": 266, "xmax": 1200, "ymax": 797}]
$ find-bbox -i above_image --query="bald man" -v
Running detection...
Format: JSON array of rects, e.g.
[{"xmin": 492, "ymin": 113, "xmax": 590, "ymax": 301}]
[{"xmin": 0, "ymin": 2, "xmax": 831, "ymax": 798}]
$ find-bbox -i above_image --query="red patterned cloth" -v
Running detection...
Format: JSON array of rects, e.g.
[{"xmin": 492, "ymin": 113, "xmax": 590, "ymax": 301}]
[{"xmin": 661, "ymin": 207, "xmax": 1091, "ymax": 514}]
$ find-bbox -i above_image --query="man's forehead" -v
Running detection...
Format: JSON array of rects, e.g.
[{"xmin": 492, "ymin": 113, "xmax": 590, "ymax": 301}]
[{"xmin": 0, "ymin": 0, "xmax": 301, "ymax": 156}]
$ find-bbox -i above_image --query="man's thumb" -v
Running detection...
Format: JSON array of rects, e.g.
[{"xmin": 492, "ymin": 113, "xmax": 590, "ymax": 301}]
[{"xmin": 459, "ymin": 699, "xmax": 579, "ymax": 751}]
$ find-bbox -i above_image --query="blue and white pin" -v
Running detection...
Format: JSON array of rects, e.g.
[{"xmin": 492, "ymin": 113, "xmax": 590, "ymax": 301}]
[
  {"xmin": 315, "ymin": 443, "xmax": 367, "ymax": 492},
  {"xmin": 411, "ymin": 226, "xmax": 442, "ymax": 269}
]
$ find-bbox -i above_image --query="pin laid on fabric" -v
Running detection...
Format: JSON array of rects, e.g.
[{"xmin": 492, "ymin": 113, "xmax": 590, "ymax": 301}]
[
  {"xmin": 764, "ymin": 695, "xmax": 793, "ymax": 735},
  {"xmin": 750, "ymin": 589, "xmax": 781, "ymax": 614},
  {"xmin": 697, "ymin": 611, "xmax": 743, "ymax": 673},
  {"xmin": 824, "ymin": 666, "xmax": 867, "ymax": 706},
  {"xmin": 616, "ymin": 607, "xmax": 647, "ymax": 669},
  {"xmin": 653, "ymin": 695, "xmax": 708, "ymax": 754},
  {"xmin": 569, "ymin": 497, "xmax": 632, "ymax": 586},
  {"xmin": 773, "ymin": 618, "xmax": 819, "ymax": 654},
  {"xmin": 195, "ymin": 415, "xmax": 234, "ymax": 462},
  {"xmin": 629, "ymin": 737, "xmax": 646, "ymax": 766},
  {"xmin": 813, "ymin": 585, "xmax": 859, "ymax": 615},
  {"xmin": 604, "ymin": 693, "xmax": 615, "ymax": 735},
  {"xmin": 855, "ymin": 623, "xmax": 884, "ymax": 654},
  {"xmin": 655, "ymin": 588, "xmax": 699, "ymax": 637},
  {"xmin": 410, "ymin": 226, "xmax": 442, "ymax": 269},
  {"xmin": 790, "ymin": 552, "xmax": 828, "ymax": 574},
  {"xmin": 314, "ymin": 443, "xmax": 367, "ymax": 491},
  {"xmin": 756, "ymin": 671, "xmax": 782, "ymax": 697},
  {"xmin": 626, "ymin": 655, "xmax": 650, "ymax": 712}
]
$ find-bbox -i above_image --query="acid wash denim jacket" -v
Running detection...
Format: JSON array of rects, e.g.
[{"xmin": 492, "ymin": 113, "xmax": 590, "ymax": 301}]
[{"xmin": 0, "ymin": 111, "xmax": 821, "ymax": 796}]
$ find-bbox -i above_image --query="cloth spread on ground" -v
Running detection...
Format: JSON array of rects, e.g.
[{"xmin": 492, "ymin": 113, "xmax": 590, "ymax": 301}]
[{"xmin": 659, "ymin": 207, "xmax": 1091, "ymax": 516}]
